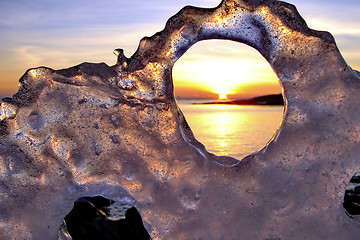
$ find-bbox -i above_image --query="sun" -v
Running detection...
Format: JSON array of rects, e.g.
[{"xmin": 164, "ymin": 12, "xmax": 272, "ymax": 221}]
[
  {"xmin": 219, "ymin": 93, "xmax": 227, "ymax": 99},
  {"xmin": 217, "ymin": 90, "xmax": 232, "ymax": 99}
]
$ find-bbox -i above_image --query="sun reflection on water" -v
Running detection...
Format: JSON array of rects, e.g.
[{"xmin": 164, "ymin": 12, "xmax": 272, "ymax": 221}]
[{"xmin": 178, "ymin": 102, "xmax": 284, "ymax": 159}]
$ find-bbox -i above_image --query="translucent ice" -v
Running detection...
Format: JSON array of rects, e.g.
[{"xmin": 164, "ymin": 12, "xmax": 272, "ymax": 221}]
[{"xmin": 1, "ymin": 0, "xmax": 360, "ymax": 239}]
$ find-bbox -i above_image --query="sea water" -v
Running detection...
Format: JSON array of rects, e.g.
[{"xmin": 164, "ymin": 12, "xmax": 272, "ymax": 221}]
[{"xmin": 178, "ymin": 100, "xmax": 284, "ymax": 159}]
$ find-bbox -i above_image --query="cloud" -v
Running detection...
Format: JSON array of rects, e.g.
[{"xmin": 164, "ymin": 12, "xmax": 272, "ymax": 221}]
[
  {"xmin": 0, "ymin": 21, "xmax": 164, "ymax": 95},
  {"xmin": 0, "ymin": 0, "xmax": 219, "ymax": 31},
  {"xmin": 1, "ymin": 0, "xmax": 359, "ymax": 96}
]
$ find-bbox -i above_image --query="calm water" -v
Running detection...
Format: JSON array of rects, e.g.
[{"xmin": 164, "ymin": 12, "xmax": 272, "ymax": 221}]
[{"xmin": 178, "ymin": 100, "xmax": 284, "ymax": 159}]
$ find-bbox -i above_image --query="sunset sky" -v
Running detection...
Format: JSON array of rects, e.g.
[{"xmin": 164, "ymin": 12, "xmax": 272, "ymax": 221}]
[{"xmin": 0, "ymin": 0, "xmax": 359, "ymax": 99}]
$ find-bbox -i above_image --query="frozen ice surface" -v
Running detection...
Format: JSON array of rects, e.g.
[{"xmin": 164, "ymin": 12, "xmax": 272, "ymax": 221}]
[{"xmin": 1, "ymin": 0, "xmax": 360, "ymax": 239}]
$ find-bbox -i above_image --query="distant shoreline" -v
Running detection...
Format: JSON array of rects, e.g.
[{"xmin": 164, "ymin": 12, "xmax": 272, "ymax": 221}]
[{"xmin": 194, "ymin": 94, "xmax": 284, "ymax": 105}]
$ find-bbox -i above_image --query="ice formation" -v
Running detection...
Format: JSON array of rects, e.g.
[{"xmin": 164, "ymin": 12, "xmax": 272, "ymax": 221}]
[{"xmin": 1, "ymin": 0, "xmax": 360, "ymax": 239}]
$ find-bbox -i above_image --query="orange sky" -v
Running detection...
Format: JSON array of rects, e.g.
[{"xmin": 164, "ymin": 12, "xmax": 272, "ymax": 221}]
[
  {"xmin": 173, "ymin": 40, "xmax": 282, "ymax": 100},
  {"xmin": 0, "ymin": 40, "xmax": 283, "ymax": 100},
  {"xmin": 0, "ymin": 1, "xmax": 359, "ymax": 100}
]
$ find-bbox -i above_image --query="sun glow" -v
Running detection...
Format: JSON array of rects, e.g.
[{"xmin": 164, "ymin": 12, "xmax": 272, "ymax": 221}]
[
  {"xmin": 172, "ymin": 40, "xmax": 281, "ymax": 99},
  {"xmin": 219, "ymin": 93, "xmax": 227, "ymax": 99},
  {"xmin": 215, "ymin": 88, "xmax": 234, "ymax": 99}
]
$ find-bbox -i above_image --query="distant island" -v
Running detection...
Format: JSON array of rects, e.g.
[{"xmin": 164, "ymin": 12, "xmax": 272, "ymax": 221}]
[{"xmin": 199, "ymin": 94, "xmax": 284, "ymax": 105}]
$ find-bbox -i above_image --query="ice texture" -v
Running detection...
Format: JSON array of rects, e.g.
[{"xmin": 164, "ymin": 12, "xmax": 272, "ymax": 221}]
[{"xmin": 1, "ymin": 0, "xmax": 360, "ymax": 239}]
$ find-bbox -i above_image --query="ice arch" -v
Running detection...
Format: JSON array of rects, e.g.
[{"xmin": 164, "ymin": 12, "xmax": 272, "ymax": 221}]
[{"xmin": 1, "ymin": 0, "xmax": 360, "ymax": 239}]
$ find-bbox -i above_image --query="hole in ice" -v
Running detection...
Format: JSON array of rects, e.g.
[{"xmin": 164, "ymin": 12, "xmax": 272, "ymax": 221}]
[
  {"xmin": 173, "ymin": 40, "xmax": 284, "ymax": 159},
  {"xmin": 59, "ymin": 196, "xmax": 150, "ymax": 240},
  {"xmin": 344, "ymin": 171, "xmax": 360, "ymax": 219}
]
